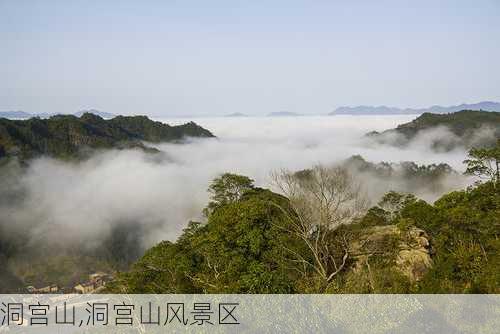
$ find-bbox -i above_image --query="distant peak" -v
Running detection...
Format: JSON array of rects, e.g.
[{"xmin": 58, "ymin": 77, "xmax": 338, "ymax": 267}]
[
  {"xmin": 0, "ymin": 111, "xmax": 32, "ymax": 119},
  {"xmin": 330, "ymin": 101, "xmax": 500, "ymax": 115},
  {"xmin": 225, "ymin": 112, "xmax": 248, "ymax": 117},
  {"xmin": 267, "ymin": 111, "xmax": 302, "ymax": 117},
  {"xmin": 74, "ymin": 109, "xmax": 116, "ymax": 119}
]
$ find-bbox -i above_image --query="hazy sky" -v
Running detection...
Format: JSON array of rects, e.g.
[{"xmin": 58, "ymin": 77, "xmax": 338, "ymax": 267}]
[{"xmin": 1, "ymin": 0, "xmax": 499, "ymax": 116}]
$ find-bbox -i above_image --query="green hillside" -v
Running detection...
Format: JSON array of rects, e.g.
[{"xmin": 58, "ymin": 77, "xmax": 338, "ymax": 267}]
[
  {"xmin": 368, "ymin": 110, "xmax": 500, "ymax": 150},
  {"xmin": 106, "ymin": 143, "xmax": 500, "ymax": 293},
  {"xmin": 0, "ymin": 113, "xmax": 215, "ymax": 160}
]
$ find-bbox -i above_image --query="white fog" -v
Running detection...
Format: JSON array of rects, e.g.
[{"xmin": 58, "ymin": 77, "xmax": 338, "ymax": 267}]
[{"xmin": 1, "ymin": 116, "xmax": 473, "ymax": 248}]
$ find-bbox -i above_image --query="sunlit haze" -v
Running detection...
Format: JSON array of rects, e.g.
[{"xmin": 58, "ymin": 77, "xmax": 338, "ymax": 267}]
[{"xmin": 1, "ymin": 1, "xmax": 499, "ymax": 116}]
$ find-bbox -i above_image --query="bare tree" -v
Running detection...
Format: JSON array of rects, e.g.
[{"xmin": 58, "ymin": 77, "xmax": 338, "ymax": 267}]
[{"xmin": 271, "ymin": 165, "xmax": 368, "ymax": 286}]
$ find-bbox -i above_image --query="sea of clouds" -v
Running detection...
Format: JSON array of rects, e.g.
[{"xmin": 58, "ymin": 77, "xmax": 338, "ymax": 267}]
[{"xmin": 0, "ymin": 116, "xmax": 474, "ymax": 249}]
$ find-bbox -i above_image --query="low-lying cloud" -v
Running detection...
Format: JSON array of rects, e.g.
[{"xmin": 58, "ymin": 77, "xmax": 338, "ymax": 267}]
[{"xmin": 0, "ymin": 116, "xmax": 477, "ymax": 251}]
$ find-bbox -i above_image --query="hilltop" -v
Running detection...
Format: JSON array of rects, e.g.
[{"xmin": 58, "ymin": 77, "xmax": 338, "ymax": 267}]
[
  {"xmin": 106, "ymin": 166, "xmax": 500, "ymax": 294},
  {"xmin": 0, "ymin": 113, "xmax": 215, "ymax": 160},
  {"xmin": 73, "ymin": 109, "xmax": 116, "ymax": 118},
  {"xmin": 330, "ymin": 101, "xmax": 500, "ymax": 115},
  {"xmin": 367, "ymin": 110, "xmax": 500, "ymax": 150},
  {"xmin": 0, "ymin": 109, "xmax": 116, "ymax": 120},
  {"xmin": 225, "ymin": 112, "xmax": 248, "ymax": 117}
]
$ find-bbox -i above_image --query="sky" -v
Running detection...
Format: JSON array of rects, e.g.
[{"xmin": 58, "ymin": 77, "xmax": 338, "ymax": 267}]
[{"xmin": 1, "ymin": 0, "xmax": 499, "ymax": 116}]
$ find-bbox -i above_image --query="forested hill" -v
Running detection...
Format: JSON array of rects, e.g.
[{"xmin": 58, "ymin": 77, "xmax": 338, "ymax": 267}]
[
  {"xmin": 0, "ymin": 113, "xmax": 215, "ymax": 160},
  {"xmin": 106, "ymin": 169, "xmax": 500, "ymax": 294},
  {"xmin": 367, "ymin": 110, "xmax": 500, "ymax": 150}
]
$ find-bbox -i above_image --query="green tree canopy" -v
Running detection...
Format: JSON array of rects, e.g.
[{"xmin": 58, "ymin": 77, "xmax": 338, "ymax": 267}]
[
  {"xmin": 204, "ymin": 173, "xmax": 255, "ymax": 216},
  {"xmin": 106, "ymin": 186, "xmax": 308, "ymax": 293},
  {"xmin": 464, "ymin": 139, "xmax": 500, "ymax": 187}
]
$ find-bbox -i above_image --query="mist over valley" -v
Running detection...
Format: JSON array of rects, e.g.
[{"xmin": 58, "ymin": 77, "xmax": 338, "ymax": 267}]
[{"xmin": 0, "ymin": 111, "xmax": 497, "ymax": 292}]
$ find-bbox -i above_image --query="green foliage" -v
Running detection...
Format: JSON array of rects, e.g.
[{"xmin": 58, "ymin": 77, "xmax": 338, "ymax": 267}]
[
  {"xmin": 106, "ymin": 145, "xmax": 500, "ymax": 294},
  {"xmin": 400, "ymin": 110, "xmax": 500, "ymax": 136},
  {"xmin": 203, "ymin": 173, "xmax": 255, "ymax": 216},
  {"xmin": 400, "ymin": 199, "xmax": 440, "ymax": 230},
  {"xmin": 0, "ymin": 216, "xmax": 147, "ymax": 292},
  {"xmin": 10, "ymin": 254, "xmax": 111, "ymax": 289},
  {"xmin": 342, "ymin": 155, "xmax": 458, "ymax": 195},
  {"xmin": 359, "ymin": 181, "xmax": 499, "ymax": 293},
  {"xmin": 0, "ymin": 113, "xmax": 214, "ymax": 161},
  {"xmin": 370, "ymin": 110, "xmax": 500, "ymax": 151},
  {"xmin": 464, "ymin": 139, "xmax": 500, "ymax": 186},
  {"xmin": 377, "ymin": 191, "xmax": 417, "ymax": 222},
  {"xmin": 358, "ymin": 206, "xmax": 389, "ymax": 227},
  {"xmin": 107, "ymin": 187, "xmax": 308, "ymax": 293},
  {"xmin": 415, "ymin": 182, "xmax": 500, "ymax": 293},
  {"xmin": 109, "ymin": 172, "xmax": 500, "ymax": 294},
  {"xmin": 339, "ymin": 262, "xmax": 413, "ymax": 294}
]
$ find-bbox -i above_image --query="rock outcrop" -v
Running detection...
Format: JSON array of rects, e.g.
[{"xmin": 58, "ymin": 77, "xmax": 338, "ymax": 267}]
[{"xmin": 349, "ymin": 224, "xmax": 432, "ymax": 282}]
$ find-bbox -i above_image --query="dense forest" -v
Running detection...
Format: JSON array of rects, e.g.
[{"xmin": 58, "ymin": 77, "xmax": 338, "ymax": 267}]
[
  {"xmin": 0, "ymin": 113, "xmax": 215, "ymax": 292},
  {"xmin": 0, "ymin": 110, "xmax": 498, "ymax": 293},
  {"xmin": 367, "ymin": 110, "xmax": 500, "ymax": 151},
  {"xmin": 0, "ymin": 154, "xmax": 472, "ymax": 293},
  {"xmin": 0, "ymin": 113, "xmax": 214, "ymax": 161},
  {"xmin": 106, "ymin": 140, "xmax": 499, "ymax": 293},
  {"xmin": 341, "ymin": 155, "xmax": 460, "ymax": 198}
]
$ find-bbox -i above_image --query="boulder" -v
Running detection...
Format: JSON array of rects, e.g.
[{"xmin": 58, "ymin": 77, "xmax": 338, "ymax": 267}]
[{"xmin": 350, "ymin": 225, "xmax": 432, "ymax": 282}]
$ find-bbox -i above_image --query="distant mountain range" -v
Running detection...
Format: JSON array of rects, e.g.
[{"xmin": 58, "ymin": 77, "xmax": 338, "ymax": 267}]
[
  {"xmin": 0, "ymin": 111, "xmax": 32, "ymax": 119},
  {"xmin": 267, "ymin": 111, "xmax": 302, "ymax": 117},
  {"xmin": 3, "ymin": 101, "xmax": 500, "ymax": 119},
  {"xmin": 225, "ymin": 112, "xmax": 248, "ymax": 117},
  {"xmin": 0, "ymin": 109, "xmax": 116, "ymax": 119},
  {"xmin": 330, "ymin": 101, "xmax": 500, "ymax": 115}
]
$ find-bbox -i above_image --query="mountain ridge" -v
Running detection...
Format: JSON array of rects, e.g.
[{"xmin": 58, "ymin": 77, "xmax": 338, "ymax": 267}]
[
  {"xmin": 225, "ymin": 112, "xmax": 248, "ymax": 117},
  {"xmin": 330, "ymin": 101, "xmax": 500, "ymax": 115},
  {"xmin": 0, "ymin": 112, "xmax": 215, "ymax": 160},
  {"xmin": 74, "ymin": 109, "xmax": 116, "ymax": 118},
  {"xmin": 0, "ymin": 109, "xmax": 116, "ymax": 120},
  {"xmin": 366, "ymin": 110, "xmax": 500, "ymax": 150}
]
